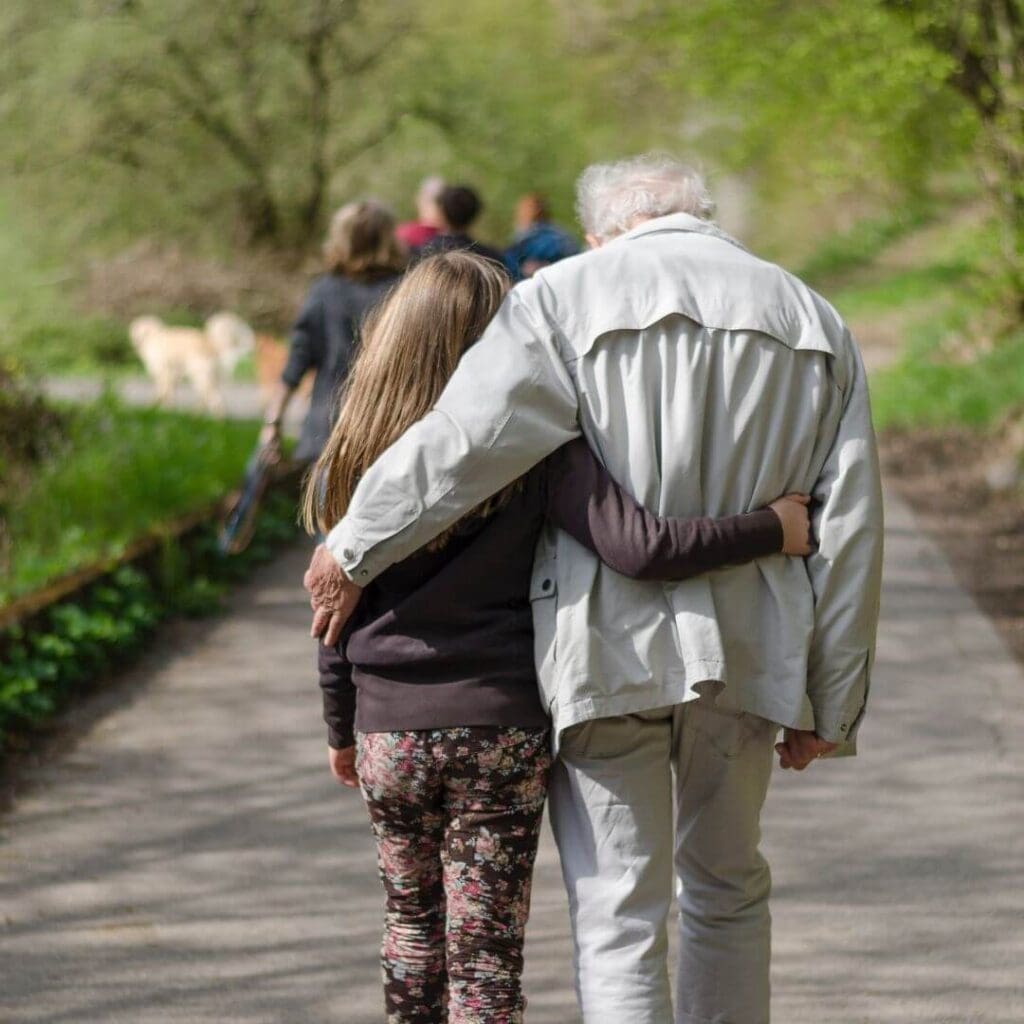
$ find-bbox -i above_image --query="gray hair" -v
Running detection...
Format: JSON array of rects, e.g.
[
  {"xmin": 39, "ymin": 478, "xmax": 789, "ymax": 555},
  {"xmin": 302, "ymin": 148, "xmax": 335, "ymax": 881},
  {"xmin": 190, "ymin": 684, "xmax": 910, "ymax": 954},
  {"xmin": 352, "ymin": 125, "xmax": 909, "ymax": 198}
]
[{"xmin": 575, "ymin": 154, "xmax": 715, "ymax": 242}]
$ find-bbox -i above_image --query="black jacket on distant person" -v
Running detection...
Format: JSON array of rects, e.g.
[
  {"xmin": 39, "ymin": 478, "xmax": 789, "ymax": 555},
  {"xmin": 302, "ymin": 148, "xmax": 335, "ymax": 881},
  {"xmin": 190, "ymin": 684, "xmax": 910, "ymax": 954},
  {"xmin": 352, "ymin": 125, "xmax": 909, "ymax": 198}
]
[{"xmin": 281, "ymin": 272, "xmax": 400, "ymax": 462}]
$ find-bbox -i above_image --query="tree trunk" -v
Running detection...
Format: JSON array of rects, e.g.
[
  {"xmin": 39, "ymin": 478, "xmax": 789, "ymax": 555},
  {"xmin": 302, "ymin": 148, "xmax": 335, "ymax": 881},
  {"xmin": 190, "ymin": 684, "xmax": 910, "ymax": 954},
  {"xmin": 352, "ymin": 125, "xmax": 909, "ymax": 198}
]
[
  {"xmin": 238, "ymin": 184, "xmax": 282, "ymax": 244},
  {"xmin": 299, "ymin": 0, "xmax": 333, "ymax": 238}
]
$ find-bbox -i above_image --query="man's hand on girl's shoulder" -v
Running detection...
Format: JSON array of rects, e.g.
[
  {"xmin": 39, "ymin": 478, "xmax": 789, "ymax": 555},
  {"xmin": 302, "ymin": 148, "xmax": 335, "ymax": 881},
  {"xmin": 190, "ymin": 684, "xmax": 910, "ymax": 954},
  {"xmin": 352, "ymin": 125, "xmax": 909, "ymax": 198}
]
[{"xmin": 304, "ymin": 543, "xmax": 363, "ymax": 645}]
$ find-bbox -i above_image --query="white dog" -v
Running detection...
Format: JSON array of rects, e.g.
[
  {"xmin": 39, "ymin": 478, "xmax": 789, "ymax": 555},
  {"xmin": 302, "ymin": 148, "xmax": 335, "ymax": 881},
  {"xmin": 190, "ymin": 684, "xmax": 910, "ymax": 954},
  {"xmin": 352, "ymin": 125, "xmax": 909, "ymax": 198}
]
[{"xmin": 128, "ymin": 312, "xmax": 255, "ymax": 416}]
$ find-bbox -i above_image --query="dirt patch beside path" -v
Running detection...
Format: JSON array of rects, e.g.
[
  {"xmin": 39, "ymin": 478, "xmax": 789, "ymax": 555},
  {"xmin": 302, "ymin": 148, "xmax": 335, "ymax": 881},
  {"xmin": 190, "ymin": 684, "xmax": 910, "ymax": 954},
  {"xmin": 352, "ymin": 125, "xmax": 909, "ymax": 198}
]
[{"xmin": 881, "ymin": 428, "xmax": 1024, "ymax": 663}]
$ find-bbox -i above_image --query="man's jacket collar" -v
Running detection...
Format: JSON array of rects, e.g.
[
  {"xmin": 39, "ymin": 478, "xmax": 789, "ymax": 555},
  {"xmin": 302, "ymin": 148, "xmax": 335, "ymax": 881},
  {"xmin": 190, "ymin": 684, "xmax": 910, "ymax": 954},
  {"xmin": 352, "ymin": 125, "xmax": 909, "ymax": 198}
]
[
  {"xmin": 532, "ymin": 211, "xmax": 846, "ymax": 364},
  {"xmin": 619, "ymin": 212, "xmax": 749, "ymax": 252}
]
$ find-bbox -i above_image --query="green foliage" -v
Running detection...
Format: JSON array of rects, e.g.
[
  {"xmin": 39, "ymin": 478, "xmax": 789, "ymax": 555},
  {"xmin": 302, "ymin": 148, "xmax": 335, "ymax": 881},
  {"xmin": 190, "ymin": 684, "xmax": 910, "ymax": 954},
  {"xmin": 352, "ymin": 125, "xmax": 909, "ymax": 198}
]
[
  {"xmin": 0, "ymin": 198, "xmax": 133, "ymax": 374},
  {"xmin": 798, "ymin": 204, "xmax": 936, "ymax": 285},
  {"xmin": 603, "ymin": 0, "xmax": 974, "ymax": 201},
  {"xmin": 834, "ymin": 261, "xmax": 975, "ymax": 320},
  {"xmin": 0, "ymin": 0, "xmax": 651, "ymax": 255},
  {"xmin": 872, "ymin": 322, "xmax": 1024, "ymax": 431},
  {"xmin": 598, "ymin": 0, "xmax": 1024, "ymax": 303},
  {"xmin": 8, "ymin": 318, "xmax": 133, "ymax": 374},
  {"xmin": 0, "ymin": 361, "xmax": 67, "ymax": 482},
  {"xmin": 1, "ymin": 397, "xmax": 257, "ymax": 602},
  {"xmin": 0, "ymin": 0, "xmax": 417, "ymax": 247},
  {"xmin": 0, "ymin": 492, "xmax": 301, "ymax": 747},
  {"xmin": 0, "ymin": 565, "xmax": 160, "ymax": 738},
  {"xmin": 823, "ymin": 209, "xmax": 1023, "ymax": 433},
  {"xmin": 2, "ymin": 0, "xmax": 691, "ymax": 278}
]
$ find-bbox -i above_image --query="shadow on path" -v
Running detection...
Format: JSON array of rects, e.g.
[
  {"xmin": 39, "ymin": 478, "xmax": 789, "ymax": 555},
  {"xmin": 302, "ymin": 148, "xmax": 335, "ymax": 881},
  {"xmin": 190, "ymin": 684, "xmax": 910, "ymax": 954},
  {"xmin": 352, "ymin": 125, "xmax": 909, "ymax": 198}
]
[{"xmin": 2, "ymin": 493, "xmax": 1023, "ymax": 1022}]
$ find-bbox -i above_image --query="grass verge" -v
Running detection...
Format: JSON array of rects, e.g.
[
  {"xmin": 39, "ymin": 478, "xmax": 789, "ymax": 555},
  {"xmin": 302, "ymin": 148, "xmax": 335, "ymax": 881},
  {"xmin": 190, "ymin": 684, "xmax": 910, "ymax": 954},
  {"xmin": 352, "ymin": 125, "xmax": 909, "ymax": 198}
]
[
  {"xmin": 871, "ymin": 320, "xmax": 1024, "ymax": 431},
  {"xmin": 2, "ymin": 396, "xmax": 259, "ymax": 602}
]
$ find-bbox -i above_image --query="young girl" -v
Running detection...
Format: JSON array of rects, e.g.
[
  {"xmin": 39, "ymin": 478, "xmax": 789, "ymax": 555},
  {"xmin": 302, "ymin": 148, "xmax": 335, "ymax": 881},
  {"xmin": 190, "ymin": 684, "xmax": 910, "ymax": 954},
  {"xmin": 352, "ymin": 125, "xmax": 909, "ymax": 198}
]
[{"xmin": 304, "ymin": 251, "xmax": 810, "ymax": 1024}]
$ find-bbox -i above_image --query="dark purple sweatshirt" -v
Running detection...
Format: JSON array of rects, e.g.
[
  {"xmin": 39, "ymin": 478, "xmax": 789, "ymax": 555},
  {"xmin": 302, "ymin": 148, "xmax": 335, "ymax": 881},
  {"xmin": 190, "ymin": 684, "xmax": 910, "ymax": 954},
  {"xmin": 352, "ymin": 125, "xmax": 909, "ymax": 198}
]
[{"xmin": 318, "ymin": 438, "xmax": 783, "ymax": 748}]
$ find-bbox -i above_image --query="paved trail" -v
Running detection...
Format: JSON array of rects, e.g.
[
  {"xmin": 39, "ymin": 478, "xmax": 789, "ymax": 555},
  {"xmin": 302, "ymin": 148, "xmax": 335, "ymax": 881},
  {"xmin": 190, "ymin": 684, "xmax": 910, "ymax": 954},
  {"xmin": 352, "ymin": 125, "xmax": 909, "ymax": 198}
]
[
  {"xmin": 2, "ymin": 490, "xmax": 1024, "ymax": 1023},
  {"xmin": 42, "ymin": 375, "xmax": 309, "ymax": 434}
]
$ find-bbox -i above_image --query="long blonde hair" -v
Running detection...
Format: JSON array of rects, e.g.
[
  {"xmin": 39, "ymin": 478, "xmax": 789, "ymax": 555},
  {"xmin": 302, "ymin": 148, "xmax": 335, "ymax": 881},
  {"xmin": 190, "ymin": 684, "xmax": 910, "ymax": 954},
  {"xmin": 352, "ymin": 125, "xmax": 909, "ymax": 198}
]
[{"xmin": 302, "ymin": 250, "xmax": 514, "ymax": 543}]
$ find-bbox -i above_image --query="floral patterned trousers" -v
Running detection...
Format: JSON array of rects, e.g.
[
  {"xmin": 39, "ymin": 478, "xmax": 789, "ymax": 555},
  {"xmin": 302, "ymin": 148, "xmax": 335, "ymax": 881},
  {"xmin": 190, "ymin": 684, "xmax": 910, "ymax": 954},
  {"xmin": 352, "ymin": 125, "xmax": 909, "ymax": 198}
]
[{"xmin": 356, "ymin": 727, "xmax": 551, "ymax": 1024}]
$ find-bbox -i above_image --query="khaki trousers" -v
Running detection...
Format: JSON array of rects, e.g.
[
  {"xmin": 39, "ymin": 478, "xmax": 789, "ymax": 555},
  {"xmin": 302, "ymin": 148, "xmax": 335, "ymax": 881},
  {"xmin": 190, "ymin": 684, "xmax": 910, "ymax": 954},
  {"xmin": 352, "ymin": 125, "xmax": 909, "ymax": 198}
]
[{"xmin": 548, "ymin": 697, "xmax": 777, "ymax": 1024}]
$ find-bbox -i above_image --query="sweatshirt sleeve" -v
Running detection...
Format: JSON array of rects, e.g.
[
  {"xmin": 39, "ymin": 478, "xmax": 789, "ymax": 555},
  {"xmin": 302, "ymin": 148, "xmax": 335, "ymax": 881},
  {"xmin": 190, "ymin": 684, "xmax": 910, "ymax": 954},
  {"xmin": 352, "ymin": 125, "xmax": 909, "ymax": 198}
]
[
  {"xmin": 317, "ymin": 637, "xmax": 356, "ymax": 749},
  {"xmin": 543, "ymin": 438, "xmax": 784, "ymax": 580}
]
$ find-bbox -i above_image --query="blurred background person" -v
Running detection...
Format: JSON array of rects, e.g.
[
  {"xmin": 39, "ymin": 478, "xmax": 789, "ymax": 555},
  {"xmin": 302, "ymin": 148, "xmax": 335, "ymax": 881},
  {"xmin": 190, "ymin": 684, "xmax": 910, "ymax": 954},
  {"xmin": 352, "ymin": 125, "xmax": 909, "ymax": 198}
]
[
  {"xmin": 260, "ymin": 200, "xmax": 407, "ymax": 465},
  {"xmin": 420, "ymin": 184, "xmax": 506, "ymax": 267},
  {"xmin": 504, "ymin": 191, "xmax": 580, "ymax": 280},
  {"xmin": 395, "ymin": 176, "xmax": 446, "ymax": 253}
]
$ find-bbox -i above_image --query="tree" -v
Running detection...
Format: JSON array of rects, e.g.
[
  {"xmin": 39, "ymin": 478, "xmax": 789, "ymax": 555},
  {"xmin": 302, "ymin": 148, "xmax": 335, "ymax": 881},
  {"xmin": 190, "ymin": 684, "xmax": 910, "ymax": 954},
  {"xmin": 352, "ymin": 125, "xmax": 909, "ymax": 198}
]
[
  {"xmin": 0, "ymin": 0, "xmax": 666, "ymax": 257},
  {"xmin": 885, "ymin": 1, "xmax": 1024, "ymax": 307},
  {"xmin": 0, "ymin": 0, "xmax": 420, "ymax": 248},
  {"xmin": 591, "ymin": 0, "xmax": 1022, "ymax": 306}
]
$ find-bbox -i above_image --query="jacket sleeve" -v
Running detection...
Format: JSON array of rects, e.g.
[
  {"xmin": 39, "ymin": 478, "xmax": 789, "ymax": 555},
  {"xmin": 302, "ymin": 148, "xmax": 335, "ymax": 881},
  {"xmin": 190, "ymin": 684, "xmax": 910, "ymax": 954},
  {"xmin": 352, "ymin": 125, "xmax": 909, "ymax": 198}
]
[
  {"xmin": 318, "ymin": 636, "xmax": 356, "ymax": 749},
  {"xmin": 544, "ymin": 438, "xmax": 784, "ymax": 580},
  {"xmin": 325, "ymin": 282, "xmax": 580, "ymax": 583},
  {"xmin": 281, "ymin": 286, "xmax": 324, "ymax": 387},
  {"xmin": 805, "ymin": 335, "xmax": 885, "ymax": 746}
]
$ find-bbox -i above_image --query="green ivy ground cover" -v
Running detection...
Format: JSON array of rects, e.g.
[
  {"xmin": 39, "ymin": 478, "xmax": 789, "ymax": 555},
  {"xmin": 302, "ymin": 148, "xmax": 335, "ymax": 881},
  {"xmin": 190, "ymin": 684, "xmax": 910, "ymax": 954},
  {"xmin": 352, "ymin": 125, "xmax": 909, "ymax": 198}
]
[{"xmin": 0, "ymin": 489, "xmax": 301, "ymax": 750}]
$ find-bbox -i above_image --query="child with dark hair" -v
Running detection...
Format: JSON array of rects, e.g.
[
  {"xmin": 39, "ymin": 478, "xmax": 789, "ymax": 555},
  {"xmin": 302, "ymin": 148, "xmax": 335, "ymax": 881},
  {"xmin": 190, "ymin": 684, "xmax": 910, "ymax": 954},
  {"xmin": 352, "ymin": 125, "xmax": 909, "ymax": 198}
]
[{"xmin": 420, "ymin": 184, "xmax": 506, "ymax": 267}]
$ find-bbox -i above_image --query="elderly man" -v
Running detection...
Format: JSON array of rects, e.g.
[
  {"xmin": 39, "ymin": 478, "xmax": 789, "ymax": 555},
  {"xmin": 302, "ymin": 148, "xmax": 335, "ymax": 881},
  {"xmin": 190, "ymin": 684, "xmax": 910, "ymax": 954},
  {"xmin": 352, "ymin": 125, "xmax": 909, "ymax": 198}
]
[{"xmin": 305, "ymin": 154, "xmax": 884, "ymax": 1023}]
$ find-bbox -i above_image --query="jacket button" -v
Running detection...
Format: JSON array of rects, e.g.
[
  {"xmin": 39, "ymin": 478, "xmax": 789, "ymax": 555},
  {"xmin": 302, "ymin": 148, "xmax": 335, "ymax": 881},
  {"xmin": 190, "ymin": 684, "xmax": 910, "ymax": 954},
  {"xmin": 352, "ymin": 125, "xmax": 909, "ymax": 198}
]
[{"xmin": 542, "ymin": 579, "xmax": 553, "ymax": 592}]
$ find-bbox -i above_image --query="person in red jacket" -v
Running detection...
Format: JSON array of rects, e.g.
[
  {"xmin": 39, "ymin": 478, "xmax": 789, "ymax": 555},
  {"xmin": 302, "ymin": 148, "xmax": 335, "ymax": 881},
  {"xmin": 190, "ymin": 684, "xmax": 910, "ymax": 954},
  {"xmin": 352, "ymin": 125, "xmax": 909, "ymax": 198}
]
[{"xmin": 395, "ymin": 176, "xmax": 446, "ymax": 252}]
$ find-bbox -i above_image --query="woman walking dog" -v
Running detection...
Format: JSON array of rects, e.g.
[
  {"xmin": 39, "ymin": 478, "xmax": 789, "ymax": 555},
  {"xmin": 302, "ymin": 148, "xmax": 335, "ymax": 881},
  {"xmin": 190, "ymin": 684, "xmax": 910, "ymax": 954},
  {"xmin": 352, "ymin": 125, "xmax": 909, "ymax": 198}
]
[{"xmin": 305, "ymin": 251, "xmax": 813, "ymax": 1023}]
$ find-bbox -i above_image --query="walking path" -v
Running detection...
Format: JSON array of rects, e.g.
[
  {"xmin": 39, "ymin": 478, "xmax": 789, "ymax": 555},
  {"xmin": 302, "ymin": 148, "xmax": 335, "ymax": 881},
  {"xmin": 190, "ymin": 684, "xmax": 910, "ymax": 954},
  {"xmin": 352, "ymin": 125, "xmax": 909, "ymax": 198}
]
[
  {"xmin": 2, "ymin": 489, "xmax": 1023, "ymax": 1023},
  {"xmin": 41, "ymin": 375, "xmax": 310, "ymax": 434}
]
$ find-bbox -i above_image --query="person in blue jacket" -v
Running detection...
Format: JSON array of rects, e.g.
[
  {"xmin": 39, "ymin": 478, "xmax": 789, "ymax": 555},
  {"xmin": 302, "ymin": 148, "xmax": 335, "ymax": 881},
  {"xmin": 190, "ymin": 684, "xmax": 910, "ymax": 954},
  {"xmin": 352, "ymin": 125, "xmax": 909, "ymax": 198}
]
[{"xmin": 504, "ymin": 192, "xmax": 580, "ymax": 280}]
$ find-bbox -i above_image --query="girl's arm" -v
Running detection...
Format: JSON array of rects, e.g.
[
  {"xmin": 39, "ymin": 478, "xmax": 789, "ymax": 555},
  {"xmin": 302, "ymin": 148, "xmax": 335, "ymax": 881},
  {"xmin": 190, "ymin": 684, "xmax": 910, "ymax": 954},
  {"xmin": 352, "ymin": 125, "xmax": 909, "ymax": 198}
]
[{"xmin": 544, "ymin": 438, "xmax": 790, "ymax": 581}]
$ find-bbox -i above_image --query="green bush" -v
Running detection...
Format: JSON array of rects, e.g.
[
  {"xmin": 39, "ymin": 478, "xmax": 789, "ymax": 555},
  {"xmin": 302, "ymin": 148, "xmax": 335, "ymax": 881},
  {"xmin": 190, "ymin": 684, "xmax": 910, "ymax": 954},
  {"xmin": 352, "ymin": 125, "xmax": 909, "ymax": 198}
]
[
  {"xmin": 6, "ymin": 317, "xmax": 134, "ymax": 374},
  {"xmin": 0, "ymin": 360, "xmax": 67, "ymax": 492}
]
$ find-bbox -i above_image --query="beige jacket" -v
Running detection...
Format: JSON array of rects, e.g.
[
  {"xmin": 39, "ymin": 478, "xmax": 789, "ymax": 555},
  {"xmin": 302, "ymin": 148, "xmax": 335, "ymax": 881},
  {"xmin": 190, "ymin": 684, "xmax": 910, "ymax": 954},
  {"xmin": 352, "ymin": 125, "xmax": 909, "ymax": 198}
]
[{"xmin": 326, "ymin": 213, "xmax": 884, "ymax": 748}]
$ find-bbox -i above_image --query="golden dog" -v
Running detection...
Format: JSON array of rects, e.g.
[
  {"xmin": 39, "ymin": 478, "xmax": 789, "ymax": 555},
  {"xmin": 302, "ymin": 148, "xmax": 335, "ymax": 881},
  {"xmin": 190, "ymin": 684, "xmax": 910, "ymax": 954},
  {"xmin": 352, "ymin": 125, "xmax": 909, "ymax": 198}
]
[{"xmin": 128, "ymin": 312, "xmax": 254, "ymax": 416}]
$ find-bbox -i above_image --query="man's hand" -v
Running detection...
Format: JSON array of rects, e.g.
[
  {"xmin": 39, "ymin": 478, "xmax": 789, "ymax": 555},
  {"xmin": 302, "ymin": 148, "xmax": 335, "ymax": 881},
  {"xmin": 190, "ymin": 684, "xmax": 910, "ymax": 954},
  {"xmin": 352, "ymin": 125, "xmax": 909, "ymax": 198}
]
[
  {"xmin": 775, "ymin": 728, "xmax": 837, "ymax": 770},
  {"xmin": 328, "ymin": 745, "xmax": 359, "ymax": 787},
  {"xmin": 304, "ymin": 543, "xmax": 363, "ymax": 645}
]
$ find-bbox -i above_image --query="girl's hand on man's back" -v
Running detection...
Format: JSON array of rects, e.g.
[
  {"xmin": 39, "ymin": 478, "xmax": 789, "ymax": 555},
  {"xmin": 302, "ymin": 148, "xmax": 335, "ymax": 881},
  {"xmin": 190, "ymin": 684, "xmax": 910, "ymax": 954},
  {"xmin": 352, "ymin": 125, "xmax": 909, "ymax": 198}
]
[{"xmin": 768, "ymin": 494, "xmax": 812, "ymax": 556}]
